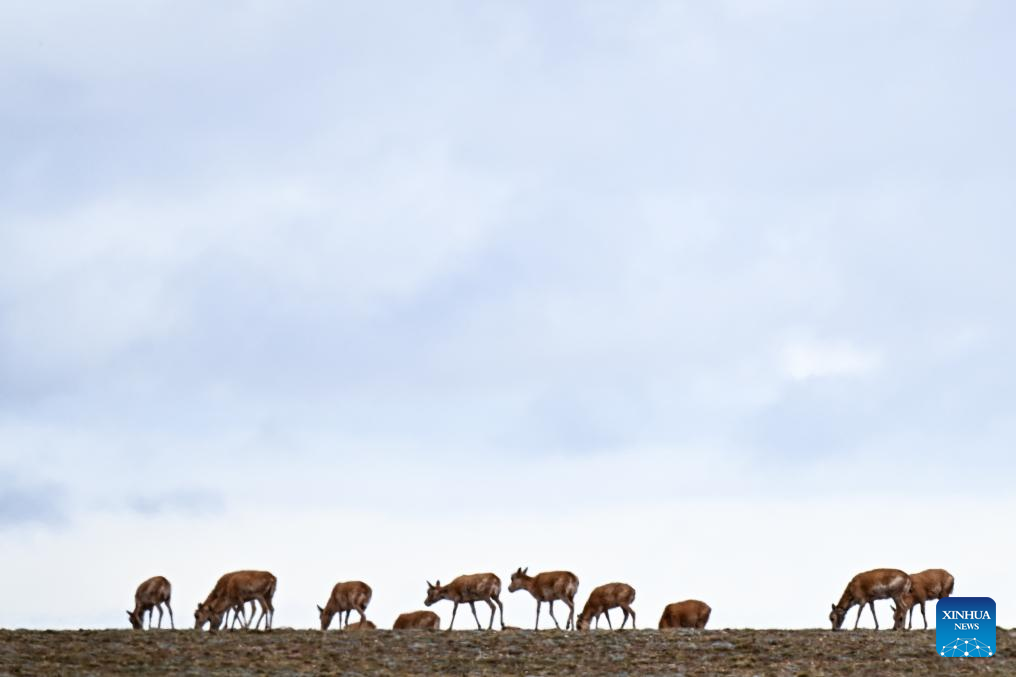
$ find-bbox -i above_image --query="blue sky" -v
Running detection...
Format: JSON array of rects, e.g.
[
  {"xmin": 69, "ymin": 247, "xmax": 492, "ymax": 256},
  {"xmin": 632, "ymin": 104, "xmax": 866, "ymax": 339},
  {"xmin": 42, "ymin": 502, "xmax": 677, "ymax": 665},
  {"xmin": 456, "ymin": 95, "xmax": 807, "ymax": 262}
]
[{"xmin": 1, "ymin": 0, "xmax": 1014, "ymax": 629}]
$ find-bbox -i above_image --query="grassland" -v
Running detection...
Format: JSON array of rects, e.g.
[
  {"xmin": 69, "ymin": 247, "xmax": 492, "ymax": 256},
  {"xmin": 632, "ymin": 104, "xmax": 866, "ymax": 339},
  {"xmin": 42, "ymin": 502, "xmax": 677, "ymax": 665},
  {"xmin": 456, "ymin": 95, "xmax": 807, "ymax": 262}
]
[{"xmin": 0, "ymin": 627, "xmax": 1011, "ymax": 676}]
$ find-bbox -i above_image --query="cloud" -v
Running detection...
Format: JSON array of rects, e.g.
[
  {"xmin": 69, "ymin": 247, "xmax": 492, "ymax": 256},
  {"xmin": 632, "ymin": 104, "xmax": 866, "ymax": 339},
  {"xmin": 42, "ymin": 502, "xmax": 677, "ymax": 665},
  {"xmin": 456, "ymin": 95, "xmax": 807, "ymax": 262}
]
[
  {"xmin": 125, "ymin": 489, "xmax": 224, "ymax": 517},
  {"xmin": 0, "ymin": 478, "xmax": 66, "ymax": 529},
  {"xmin": 0, "ymin": 0, "xmax": 1014, "ymax": 631},
  {"xmin": 781, "ymin": 339, "xmax": 882, "ymax": 381}
]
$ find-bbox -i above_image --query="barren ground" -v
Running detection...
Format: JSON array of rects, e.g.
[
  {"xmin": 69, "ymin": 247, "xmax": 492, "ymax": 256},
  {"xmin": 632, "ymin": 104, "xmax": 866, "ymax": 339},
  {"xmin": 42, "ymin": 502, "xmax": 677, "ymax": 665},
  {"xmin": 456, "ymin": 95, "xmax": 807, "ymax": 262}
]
[{"xmin": 0, "ymin": 628, "xmax": 1011, "ymax": 676}]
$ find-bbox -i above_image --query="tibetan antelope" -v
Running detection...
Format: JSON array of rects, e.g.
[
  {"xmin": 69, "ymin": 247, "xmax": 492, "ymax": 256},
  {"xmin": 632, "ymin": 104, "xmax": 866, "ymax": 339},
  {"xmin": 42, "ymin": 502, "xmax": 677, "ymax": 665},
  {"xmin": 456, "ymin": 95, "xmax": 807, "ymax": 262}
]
[
  {"xmin": 393, "ymin": 610, "xmax": 441, "ymax": 629},
  {"xmin": 344, "ymin": 620, "xmax": 376, "ymax": 630},
  {"xmin": 658, "ymin": 599, "xmax": 711, "ymax": 629},
  {"xmin": 899, "ymin": 568, "xmax": 955, "ymax": 630},
  {"xmin": 508, "ymin": 567, "xmax": 579, "ymax": 630},
  {"xmin": 195, "ymin": 570, "xmax": 277, "ymax": 631},
  {"xmin": 127, "ymin": 575, "xmax": 174, "ymax": 630},
  {"xmin": 317, "ymin": 581, "xmax": 372, "ymax": 630},
  {"xmin": 424, "ymin": 574, "xmax": 504, "ymax": 630},
  {"xmin": 392, "ymin": 609, "xmax": 440, "ymax": 630},
  {"xmin": 828, "ymin": 568, "xmax": 911, "ymax": 631},
  {"xmin": 576, "ymin": 582, "xmax": 636, "ymax": 630}
]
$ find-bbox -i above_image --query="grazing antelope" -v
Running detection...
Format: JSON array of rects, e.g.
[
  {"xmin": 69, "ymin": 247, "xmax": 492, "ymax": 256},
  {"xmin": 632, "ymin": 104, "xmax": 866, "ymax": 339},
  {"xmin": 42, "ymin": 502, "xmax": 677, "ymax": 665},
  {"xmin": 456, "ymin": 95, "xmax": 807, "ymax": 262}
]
[
  {"xmin": 424, "ymin": 574, "xmax": 504, "ymax": 630},
  {"xmin": 508, "ymin": 567, "xmax": 579, "ymax": 630},
  {"xmin": 195, "ymin": 570, "xmax": 277, "ymax": 631},
  {"xmin": 393, "ymin": 610, "xmax": 441, "ymax": 630},
  {"xmin": 899, "ymin": 568, "xmax": 955, "ymax": 630},
  {"xmin": 344, "ymin": 620, "xmax": 377, "ymax": 630},
  {"xmin": 317, "ymin": 581, "xmax": 372, "ymax": 630},
  {"xmin": 658, "ymin": 599, "xmax": 711, "ymax": 629},
  {"xmin": 828, "ymin": 568, "xmax": 911, "ymax": 631},
  {"xmin": 576, "ymin": 582, "xmax": 636, "ymax": 630},
  {"xmin": 127, "ymin": 576, "xmax": 174, "ymax": 630}
]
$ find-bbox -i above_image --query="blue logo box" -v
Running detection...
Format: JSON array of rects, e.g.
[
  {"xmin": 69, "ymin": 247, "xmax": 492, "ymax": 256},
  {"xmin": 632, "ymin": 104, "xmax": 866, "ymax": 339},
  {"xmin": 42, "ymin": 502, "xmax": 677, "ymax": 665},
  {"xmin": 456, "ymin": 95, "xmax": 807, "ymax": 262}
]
[{"xmin": 936, "ymin": 597, "xmax": 996, "ymax": 657}]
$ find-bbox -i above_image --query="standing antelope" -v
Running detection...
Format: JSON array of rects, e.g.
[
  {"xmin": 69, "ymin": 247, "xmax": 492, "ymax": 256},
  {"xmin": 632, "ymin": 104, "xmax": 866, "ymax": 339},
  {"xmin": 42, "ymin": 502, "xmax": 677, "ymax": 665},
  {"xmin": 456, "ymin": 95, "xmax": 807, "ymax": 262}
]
[
  {"xmin": 195, "ymin": 570, "xmax": 277, "ymax": 631},
  {"xmin": 393, "ymin": 610, "xmax": 441, "ymax": 629},
  {"xmin": 317, "ymin": 580, "xmax": 372, "ymax": 630},
  {"xmin": 508, "ymin": 567, "xmax": 579, "ymax": 630},
  {"xmin": 127, "ymin": 575, "xmax": 174, "ymax": 630},
  {"xmin": 900, "ymin": 568, "xmax": 955, "ymax": 630},
  {"xmin": 424, "ymin": 574, "xmax": 504, "ymax": 630},
  {"xmin": 576, "ymin": 582, "xmax": 636, "ymax": 630},
  {"xmin": 658, "ymin": 599, "xmax": 711, "ymax": 629},
  {"xmin": 828, "ymin": 568, "xmax": 911, "ymax": 631}
]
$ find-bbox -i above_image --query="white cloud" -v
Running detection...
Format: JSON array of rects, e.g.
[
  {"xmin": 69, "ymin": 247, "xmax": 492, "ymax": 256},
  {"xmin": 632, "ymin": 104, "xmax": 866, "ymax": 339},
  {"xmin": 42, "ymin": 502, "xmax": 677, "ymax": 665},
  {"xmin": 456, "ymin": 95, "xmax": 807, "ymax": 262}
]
[{"xmin": 781, "ymin": 338, "xmax": 882, "ymax": 381}]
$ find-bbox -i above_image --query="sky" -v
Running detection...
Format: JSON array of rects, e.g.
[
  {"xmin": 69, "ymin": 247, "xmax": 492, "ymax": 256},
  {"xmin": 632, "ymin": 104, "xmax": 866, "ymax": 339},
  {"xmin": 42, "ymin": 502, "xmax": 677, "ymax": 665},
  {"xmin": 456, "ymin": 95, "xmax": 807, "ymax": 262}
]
[{"xmin": 1, "ymin": 0, "xmax": 1014, "ymax": 631}]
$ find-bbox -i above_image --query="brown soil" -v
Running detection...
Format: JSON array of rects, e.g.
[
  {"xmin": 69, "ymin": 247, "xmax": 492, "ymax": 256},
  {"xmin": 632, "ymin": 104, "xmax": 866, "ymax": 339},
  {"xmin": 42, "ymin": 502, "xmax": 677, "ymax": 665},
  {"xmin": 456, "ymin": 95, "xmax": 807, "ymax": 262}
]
[{"xmin": 0, "ymin": 628, "xmax": 1010, "ymax": 676}]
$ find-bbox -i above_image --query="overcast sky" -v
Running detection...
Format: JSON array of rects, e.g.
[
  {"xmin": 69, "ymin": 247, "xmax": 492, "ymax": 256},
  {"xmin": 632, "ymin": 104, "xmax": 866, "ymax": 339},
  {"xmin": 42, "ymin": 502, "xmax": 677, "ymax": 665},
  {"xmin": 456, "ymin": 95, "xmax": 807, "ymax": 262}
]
[{"xmin": 1, "ymin": 0, "xmax": 1014, "ymax": 631}]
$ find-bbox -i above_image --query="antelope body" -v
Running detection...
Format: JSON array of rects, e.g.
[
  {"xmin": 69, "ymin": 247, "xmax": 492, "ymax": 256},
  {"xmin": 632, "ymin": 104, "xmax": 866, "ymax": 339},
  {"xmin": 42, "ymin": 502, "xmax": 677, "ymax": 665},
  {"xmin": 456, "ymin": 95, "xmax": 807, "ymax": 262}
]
[
  {"xmin": 127, "ymin": 575, "xmax": 174, "ymax": 630},
  {"xmin": 829, "ymin": 568, "xmax": 911, "ymax": 631},
  {"xmin": 576, "ymin": 582, "xmax": 636, "ymax": 630},
  {"xmin": 317, "ymin": 581, "xmax": 372, "ymax": 630},
  {"xmin": 393, "ymin": 610, "xmax": 441, "ymax": 629},
  {"xmin": 658, "ymin": 599, "xmax": 711, "ymax": 629},
  {"xmin": 344, "ymin": 619, "xmax": 376, "ymax": 630},
  {"xmin": 425, "ymin": 573, "xmax": 504, "ymax": 630},
  {"xmin": 508, "ymin": 567, "xmax": 579, "ymax": 630},
  {"xmin": 195, "ymin": 570, "xmax": 277, "ymax": 631},
  {"xmin": 901, "ymin": 568, "xmax": 955, "ymax": 630}
]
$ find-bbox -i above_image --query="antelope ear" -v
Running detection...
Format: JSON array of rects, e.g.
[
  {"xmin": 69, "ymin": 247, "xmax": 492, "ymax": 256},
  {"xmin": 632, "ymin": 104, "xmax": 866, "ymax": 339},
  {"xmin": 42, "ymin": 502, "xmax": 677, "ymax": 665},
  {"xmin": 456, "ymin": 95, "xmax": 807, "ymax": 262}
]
[
  {"xmin": 126, "ymin": 610, "xmax": 132, "ymax": 616},
  {"xmin": 523, "ymin": 567, "xmax": 528, "ymax": 574},
  {"xmin": 435, "ymin": 580, "xmax": 441, "ymax": 587},
  {"xmin": 830, "ymin": 604, "xmax": 835, "ymax": 611},
  {"xmin": 426, "ymin": 580, "xmax": 433, "ymax": 588},
  {"xmin": 317, "ymin": 605, "xmax": 324, "ymax": 613}
]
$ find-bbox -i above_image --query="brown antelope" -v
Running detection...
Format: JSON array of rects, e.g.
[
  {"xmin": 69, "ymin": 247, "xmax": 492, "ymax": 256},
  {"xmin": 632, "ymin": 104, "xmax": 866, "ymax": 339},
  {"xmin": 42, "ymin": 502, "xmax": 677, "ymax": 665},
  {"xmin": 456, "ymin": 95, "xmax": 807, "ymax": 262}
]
[
  {"xmin": 828, "ymin": 568, "xmax": 911, "ymax": 631},
  {"xmin": 898, "ymin": 568, "xmax": 955, "ymax": 630},
  {"xmin": 658, "ymin": 599, "xmax": 711, "ymax": 629},
  {"xmin": 424, "ymin": 574, "xmax": 504, "ymax": 630},
  {"xmin": 127, "ymin": 575, "xmax": 174, "ymax": 630},
  {"xmin": 317, "ymin": 581, "xmax": 372, "ymax": 630},
  {"xmin": 393, "ymin": 610, "xmax": 441, "ymax": 629},
  {"xmin": 508, "ymin": 567, "xmax": 579, "ymax": 630},
  {"xmin": 343, "ymin": 619, "xmax": 377, "ymax": 630},
  {"xmin": 576, "ymin": 582, "xmax": 636, "ymax": 630},
  {"xmin": 195, "ymin": 570, "xmax": 277, "ymax": 631}
]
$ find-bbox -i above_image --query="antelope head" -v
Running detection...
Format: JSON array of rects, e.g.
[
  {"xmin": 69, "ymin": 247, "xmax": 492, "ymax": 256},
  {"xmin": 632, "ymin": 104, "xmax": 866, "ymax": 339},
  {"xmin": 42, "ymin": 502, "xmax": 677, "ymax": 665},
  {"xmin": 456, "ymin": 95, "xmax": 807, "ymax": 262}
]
[
  {"xmin": 194, "ymin": 602, "xmax": 216, "ymax": 630},
  {"xmin": 424, "ymin": 580, "xmax": 443, "ymax": 606},
  {"xmin": 126, "ymin": 609, "xmax": 143, "ymax": 630},
  {"xmin": 508, "ymin": 567, "xmax": 529, "ymax": 593},
  {"xmin": 891, "ymin": 602, "xmax": 908, "ymax": 630},
  {"xmin": 829, "ymin": 604, "xmax": 846, "ymax": 631},
  {"xmin": 317, "ymin": 604, "xmax": 334, "ymax": 631}
]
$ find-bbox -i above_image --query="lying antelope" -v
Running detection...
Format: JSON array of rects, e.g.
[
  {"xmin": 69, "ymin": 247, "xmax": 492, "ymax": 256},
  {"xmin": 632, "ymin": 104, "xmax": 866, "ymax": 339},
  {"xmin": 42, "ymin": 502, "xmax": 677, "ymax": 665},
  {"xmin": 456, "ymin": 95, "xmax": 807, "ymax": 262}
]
[
  {"xmin": 195, "ymin": 570, "xmax": 277, "ymax": 631},
  {"xmin": 576, "ymin": 582, "xmax": 636, "ymax": 630},
  {"xmin": 344, "ymin": 620, "xmax": 376, "ymax": 630},
  {"xmin": 899, "ymin": 568, "xmax": 955, "ymax": 630},
  {"xmin": 508, "ymin": 567, "xmax": 579, "ymax": 630},
  {"xmin": 658, "ymin": 599, "xmax": 710, "ymax": 629},
  {"xmin": 127, "ymin": 575, "xmax": 174, "ymax": 630},
  {"xmin": 425, "ymin": 574, "xmax": 504, "ymax": 630},
  {"xmin": 317, "ymin": 581, "xmax": 372, "ymax": 630},
  {"xmin": 829, "ymin": 568, "xmax": 911, "ymax": 631},
  {"xmin": 393, "ymin": 610, "xmax": 441, "ymax": 630}
]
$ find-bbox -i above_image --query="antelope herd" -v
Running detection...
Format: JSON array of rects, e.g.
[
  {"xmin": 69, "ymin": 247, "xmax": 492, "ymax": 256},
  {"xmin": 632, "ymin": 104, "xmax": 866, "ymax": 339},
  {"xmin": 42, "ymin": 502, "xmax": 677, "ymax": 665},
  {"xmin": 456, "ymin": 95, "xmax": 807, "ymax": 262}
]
[{"xmin": 123, "ymin": 566, "xmax": 954, "ymax": 633}]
